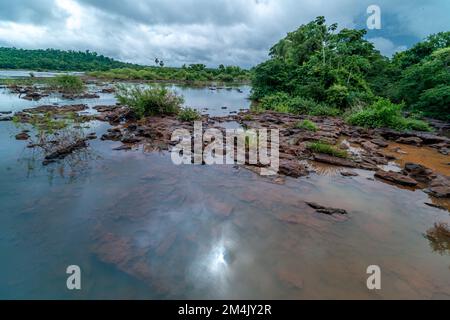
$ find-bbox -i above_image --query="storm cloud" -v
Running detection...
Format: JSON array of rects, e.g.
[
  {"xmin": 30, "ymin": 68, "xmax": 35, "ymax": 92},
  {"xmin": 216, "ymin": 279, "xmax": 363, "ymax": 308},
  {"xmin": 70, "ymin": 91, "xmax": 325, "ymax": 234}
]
[{"xmin": 0, "ymin": 0, "xmax": 448, "ymax": 67}]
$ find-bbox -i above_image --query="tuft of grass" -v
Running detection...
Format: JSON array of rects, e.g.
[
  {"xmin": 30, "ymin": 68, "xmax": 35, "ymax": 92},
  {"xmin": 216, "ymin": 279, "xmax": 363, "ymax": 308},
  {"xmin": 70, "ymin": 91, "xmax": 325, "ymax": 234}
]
[
  {"xmin": 308, "ymin": 141, "xmax": 348, "ymax": 158},
  {"xmin": 347, "ymin": 98, "xmax": 432, "ymax": 132},
  {"xmin": 425, "ymin": 222, "xmax": 450, "ymax": 255},
  {"xmin": 178, "ymin": 108, "xmax": 201, "ymax": 122},
  {"xmin": 116, "ymin": 85, "xmax": 184, "ymax": 118},
  {"xmin": 51, "ymin": 74, "xmax": 85, "ymax": 94},
  {"xmin": 295, "ymin": 120, "xmax": 318, "ymax": 131}
]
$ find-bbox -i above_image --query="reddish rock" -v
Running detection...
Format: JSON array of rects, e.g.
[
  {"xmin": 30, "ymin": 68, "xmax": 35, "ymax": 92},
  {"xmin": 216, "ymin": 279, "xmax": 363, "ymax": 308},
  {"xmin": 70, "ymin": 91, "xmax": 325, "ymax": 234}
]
[
  {"xmin": 15, "ymin": 132, "xmax": 30, "ymax": 140},
  {"xmin": 279, "ymin": 159, "xmax": 308, "ymax": 178},
  {"xmin": 313, "ymin": 154, "xmax": 356, "ymax": 168},
  {"xmin": 375, "ymin": 170, "xmax": 418, "ymax": 187},
  {"xmin": 396, "ymin": 137, "xmax": 423, "ymax": 146}
]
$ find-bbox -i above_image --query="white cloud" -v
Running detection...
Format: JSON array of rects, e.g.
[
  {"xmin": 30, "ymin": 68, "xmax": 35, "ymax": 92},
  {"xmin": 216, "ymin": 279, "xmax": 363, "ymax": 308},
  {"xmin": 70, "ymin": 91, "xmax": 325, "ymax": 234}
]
[{"xmin": 0, "ymin": 0, "xmax": 448, "ymax": 67}]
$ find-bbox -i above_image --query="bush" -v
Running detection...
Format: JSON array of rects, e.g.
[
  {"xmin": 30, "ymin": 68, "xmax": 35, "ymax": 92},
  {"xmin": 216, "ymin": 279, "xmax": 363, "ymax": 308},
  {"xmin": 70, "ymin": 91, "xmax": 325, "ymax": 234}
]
[
  {"xmin": 178, "ymin": 108, "xmax": 201, "ymax": 122},
  {"xmin": 116, "ymin": 85, "xmax": 184, "ymax": 118},
  {"xmin": 308, "ymin": 142, "xmax": 348, "ymax": 158},
  {"xmin": 296, "ymin": 120, "xmax": 317, "ymax": 131},
  {"xmin": 347, "ymin": 98, "xmax": 431, "ymax": 131},
  {"xmin": 51, "ymin": 75, "xmax": 85, "ymax": 94}
]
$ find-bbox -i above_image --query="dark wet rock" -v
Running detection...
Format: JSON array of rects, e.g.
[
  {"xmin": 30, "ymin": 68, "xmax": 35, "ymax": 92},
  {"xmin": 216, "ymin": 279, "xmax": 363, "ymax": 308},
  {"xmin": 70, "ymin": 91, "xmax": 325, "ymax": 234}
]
[
  {"xmin": 424, "ymin": 203, "xmax": 448, "ymax": 211},
  {"xmin": 375, "ymin": 170, "xmax": 418, "ymax": 187},
  {"xmin": 86, "ymin": 133, "xmax": 97, "ymax": 140},
  {"xmin": 22, "ymin": 92, "xmax": 46, "ymax": 101},
  {"xmin": 341, "ymin": 171, "xmax": 359, "ymax": 177},
  {"xmin": 43, "ymin": 138, "xmax": 88, "ymax": 165},
  {"xmin": 0, "ymin": 116, "xmax": 12, "ymax": 121},
  {"xmin": 62, "ymin": 93, "xmax": 100, "ymax": 100},
  {"xmin": 113, "ymin": 145, "xmax": 132, "ymax": 151},
  {"xmin": 23, "ymin": 104, "xmax": 88, "ymax": 114},
  {"xmin": 93, "ymin": 105, "xmax": 120, "ymax": 113},
  {"xmin": 0, "ymin": 111, "xmax": 12, "ymax": 114},
  {"xmin": 439, "ymin": 148, "xmax": 449, "ymax": 156},
  {"xmin": 313, "ymin": 154, "xmax": 357, "ymax": 168},
  {"xmin": 371, "ymin": 138, "xmax": 389, "ymax": 148},
  {"xmin": 121, "ymin": 134, "xmax": 142, "ymax": 144},
  {"xmin": 15, "ymin": 132, "xmax": 30, "ymax": 140},
  {"xmin": 279, "ymin": 159, "xmax": 308, "ymax": 178},
  {"xmin": 403, "ymin": 163, "xmax": 435, "ymax": 184},
  {"xmin": 306, "ymin": 202, "xmax": 348, "ymax": 215},
  {"xmin": 101, "ymin": 87, "xmax": 115, "ymax": 94},
  {"xmin": 396, "ymin": 137, "xmax": 423, "ymax": 146},
  {"xmin": 101, "ymin": 128, "xmax": 123, "ymax": 141}
]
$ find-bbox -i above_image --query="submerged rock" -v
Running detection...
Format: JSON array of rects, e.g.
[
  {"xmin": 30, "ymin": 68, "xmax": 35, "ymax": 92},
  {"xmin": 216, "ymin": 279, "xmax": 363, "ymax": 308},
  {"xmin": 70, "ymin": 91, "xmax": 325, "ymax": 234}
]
[
  {"xmin": 306, "ymin": 202, "xmax": 348, "ymax": 215},
  {"xmin": 15, "ymin": 132, "xmax": 30, "ymax": 140}
]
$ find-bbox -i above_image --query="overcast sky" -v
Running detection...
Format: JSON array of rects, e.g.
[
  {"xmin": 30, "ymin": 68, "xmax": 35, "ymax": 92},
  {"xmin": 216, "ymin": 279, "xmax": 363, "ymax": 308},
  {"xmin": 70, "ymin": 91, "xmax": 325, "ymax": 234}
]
[{"xmin": 0, "ymin": 0, "xmax": 448, "ymax": 68}]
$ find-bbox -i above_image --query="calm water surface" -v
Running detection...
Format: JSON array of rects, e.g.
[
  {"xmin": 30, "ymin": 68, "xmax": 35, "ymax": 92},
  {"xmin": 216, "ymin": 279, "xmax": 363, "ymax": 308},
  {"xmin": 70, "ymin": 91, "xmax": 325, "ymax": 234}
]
[{"xmin": 0, "ymin": 80, "xmax": 449, "ymax": 299}]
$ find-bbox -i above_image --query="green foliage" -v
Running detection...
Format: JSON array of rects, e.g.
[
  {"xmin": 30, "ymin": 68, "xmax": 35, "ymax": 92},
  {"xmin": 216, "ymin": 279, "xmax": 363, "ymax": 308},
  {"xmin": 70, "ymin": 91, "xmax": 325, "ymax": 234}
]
[
  {"xmin": 347, "ymin": 99, "xmax": 431, "ymax": 131},
  {"xmin": 178, "ymin": 108, "xmax": 201, "ymax": 122},
  {"xmin": 295, "ymin": 120, "xmax": 318, "ymax": 131},
  {"xmin": 90, "ymin": 64, "xmax": 250, "ymax": 84},
  {"xmin": 252, "ymin": 17, "xmax": 383, "ymax": 109},
  {"xmin": 51, "ymin": 74, "xmax": 85, "ymax": 94},
  {"xmin": 0, "ymin": 48, "xmax": 138, "ymax": 71},
  {"xmin": 258, "ymin": 93, "xmax": 341, "ymax": 116},
  {"xmin": 308, "ymin": 141, "xmax": 348, "ymax": 158},
  {"xmin": 251, "ymin": 18, "xmax": 449, "ymax": 120},
  {"xmin": 392, "ymin": 47, "xmax": 450, "ymax": 120},
  {"xmin": 116, "ymin": 85, "xmax": 184, "ymax": 118}
]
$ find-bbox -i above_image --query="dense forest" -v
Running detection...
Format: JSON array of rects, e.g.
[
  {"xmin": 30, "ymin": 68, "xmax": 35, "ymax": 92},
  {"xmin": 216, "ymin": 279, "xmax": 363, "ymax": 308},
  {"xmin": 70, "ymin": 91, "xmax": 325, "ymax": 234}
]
[
  {"xmin": 0, "ymin": 48, "xmax": 138, "ymax": 71},
  {"xmin": 89, "ymin": 64, "xmax": 250, "ymax": 83},
  {"xmin": 252, "ymin": 17, "xmax": 450, "ymax": 121}
]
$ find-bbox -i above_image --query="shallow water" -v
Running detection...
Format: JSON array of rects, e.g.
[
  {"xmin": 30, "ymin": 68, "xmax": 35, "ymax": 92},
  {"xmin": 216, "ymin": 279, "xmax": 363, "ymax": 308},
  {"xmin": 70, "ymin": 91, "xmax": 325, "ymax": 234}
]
[
  {"xmin": 0, "ymin": 84, "xmax": 449, "ymax": 299},
  {"xmin": 0, "ymin": 83, "xmax": 251, "ymax": 117}
]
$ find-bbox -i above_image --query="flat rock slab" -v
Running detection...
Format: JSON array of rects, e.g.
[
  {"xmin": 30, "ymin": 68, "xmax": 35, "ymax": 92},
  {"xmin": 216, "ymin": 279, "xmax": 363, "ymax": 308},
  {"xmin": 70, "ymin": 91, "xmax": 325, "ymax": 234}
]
[
  {"xmin": 313, "ymin": 154, "xmax": 357, "ymax": 168},
  {"xmin": 375, "ymin": 170, "xmax": 418, "ymax": 187}
]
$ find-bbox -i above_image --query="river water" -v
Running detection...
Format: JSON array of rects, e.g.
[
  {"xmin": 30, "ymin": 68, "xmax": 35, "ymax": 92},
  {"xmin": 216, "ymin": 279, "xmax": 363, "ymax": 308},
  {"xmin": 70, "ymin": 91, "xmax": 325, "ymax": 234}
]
[{"xmin": 0, "ymin": 75, "xmax": 449, "ymax": 299}]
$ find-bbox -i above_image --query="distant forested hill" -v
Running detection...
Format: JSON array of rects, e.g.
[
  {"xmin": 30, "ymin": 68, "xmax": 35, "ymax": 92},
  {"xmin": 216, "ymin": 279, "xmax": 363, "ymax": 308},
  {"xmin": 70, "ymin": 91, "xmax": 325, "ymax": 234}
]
[{"xmin": 0, "ymin": 48, "xmax": 140, "ymax": 71}]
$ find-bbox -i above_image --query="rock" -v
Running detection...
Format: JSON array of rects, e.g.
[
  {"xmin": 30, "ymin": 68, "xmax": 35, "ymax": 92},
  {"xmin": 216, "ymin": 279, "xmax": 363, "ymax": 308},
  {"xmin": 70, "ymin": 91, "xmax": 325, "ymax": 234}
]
[
  {"xmin": 396, "ymin": 137, "xmax": 423, "ymax": 146},
  {"xmin": 439, "ymin": 148, "xmax": 449, "ymax": 156},
  {"xmin": 43, "ymin": 139, "xmax": 88, "ymax": 164},
  {"xmin": 403, "ymin": 163, "xmax": 435, "ymax": 183},
  {"xmin": 374, "ymin": 170, "xmax": 418, "ymax": 187},
  {"xmin": 121, "ymin": 134, "xmax": 141, "ymax": 144},
  {"xmin": 22, "ymin": 92, "xmax": 45, "ymax": 101},
  {"xmin": 424, "ymin": 203, "xmax": 447, "ymax": 211},
  {"xmin": 371, "ymin": 138, "xmax": 389, "ymax": 148},
  {"xmin": 94, "ymin": 105, "xmax": 119, "ymax": 113},
  {"xmin": 313, "ymin": 154, "xmax": 357, "ymax": 168},
  {"xmin": 425, "ymin": 175, "xmax": 450, "ymax": 198},
  {"xmin": 306, "ymin": 202, "xmax": 348, "ymax": 215},
  {"xmin": 279, "ymin": 159, "xmax": 308, "ymax": 178},
  {"xmin": 341, "ymin": 171, "xmax": 359, "ymax": 177},
  {"xmin": 113, "ymin": 145, "xmax": 132, "ymax": 151},
  {"xmin": 101, "ymin": 88, "xmax": 115, "ymax": 94},
  {"xmin": 23, "ymin": 104, "xmax": 88, "ymax": 114},
  {"xmin": 86, "ymin": 133, "xmax": 97, "ymax": 140},
  {"xmin": 361, "ymin": 141, "xmax": 379, "ymax": 152},
  {"xmin": 0, "ymin": 116, "xmax": 12, "ymax": 121},
  {"xmin": 15, "ymin": 132, "xmax": 30, "ymax": 140},
  {"xmin": 0, "ymin": 111, "xmax": 12, "ymax": 115}
]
